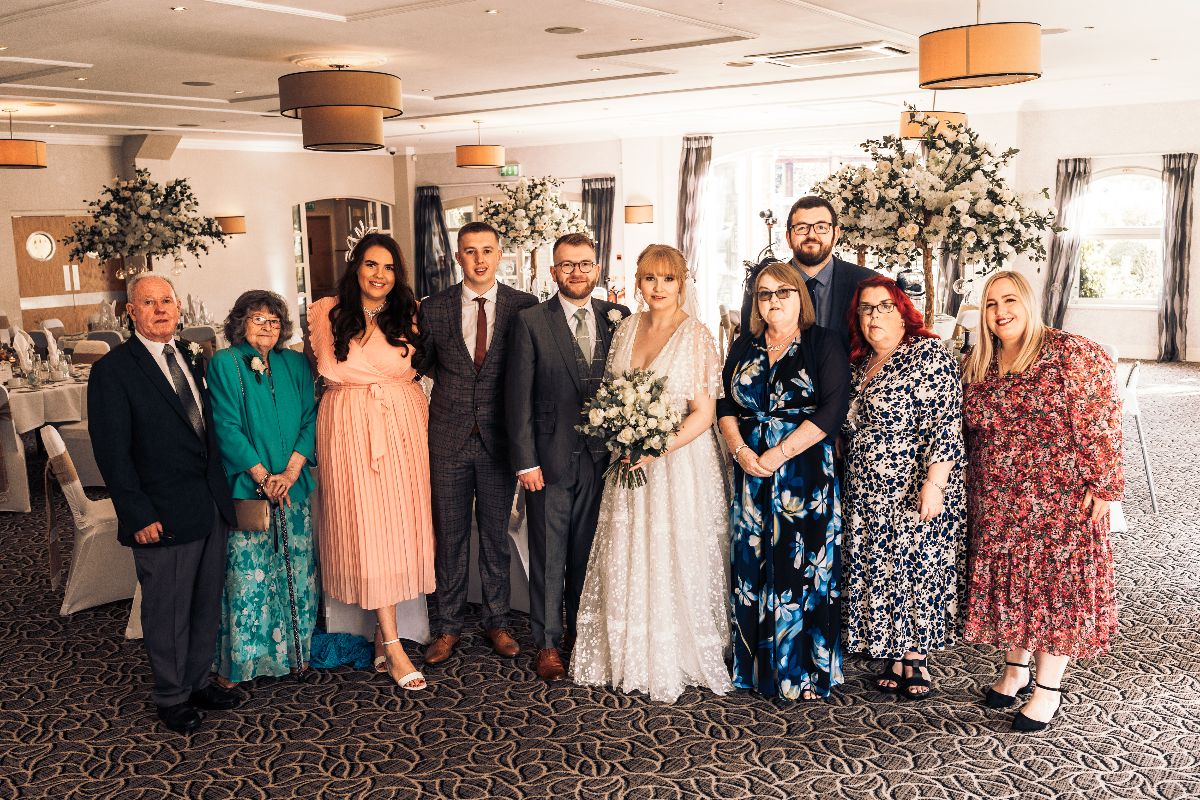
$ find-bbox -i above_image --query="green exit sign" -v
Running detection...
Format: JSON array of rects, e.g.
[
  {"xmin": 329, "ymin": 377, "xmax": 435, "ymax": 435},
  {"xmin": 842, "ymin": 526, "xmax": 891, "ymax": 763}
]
[{"xmin": 499, "ymin": 163, "xmax": 521, "ymax": 177}]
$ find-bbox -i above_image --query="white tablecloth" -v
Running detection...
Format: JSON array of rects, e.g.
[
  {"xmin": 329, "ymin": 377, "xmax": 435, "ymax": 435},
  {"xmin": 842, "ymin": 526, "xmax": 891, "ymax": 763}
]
[{"xmin": 7, "ymin": 380, "xmax": 88, "ymax": 434}]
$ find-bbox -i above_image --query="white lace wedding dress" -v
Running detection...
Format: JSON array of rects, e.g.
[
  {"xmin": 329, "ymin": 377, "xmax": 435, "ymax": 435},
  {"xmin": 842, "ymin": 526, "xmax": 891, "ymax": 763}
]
[{"xmin": 571, "ymin": 313, "xmax": 733, "ymax": 702}]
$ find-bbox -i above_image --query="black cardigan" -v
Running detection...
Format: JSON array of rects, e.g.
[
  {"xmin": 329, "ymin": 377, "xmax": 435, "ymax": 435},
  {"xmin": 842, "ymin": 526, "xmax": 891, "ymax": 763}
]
[{"xmin": 717, "ymin": 324, "xmax": 850, "ymax": 438}]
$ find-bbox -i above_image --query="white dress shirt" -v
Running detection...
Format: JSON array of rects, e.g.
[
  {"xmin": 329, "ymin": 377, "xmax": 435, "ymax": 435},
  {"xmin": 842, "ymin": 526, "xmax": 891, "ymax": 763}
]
[
  {"xmin": 136, "ymin": 330, "xmax": 202, "ymax": 410},
  {"xmin": 461, "ymin": 282, "xmax": 499, "ymax": 356}
]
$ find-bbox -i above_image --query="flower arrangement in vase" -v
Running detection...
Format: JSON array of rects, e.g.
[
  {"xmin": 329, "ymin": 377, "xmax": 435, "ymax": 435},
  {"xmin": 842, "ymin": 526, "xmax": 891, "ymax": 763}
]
[
  {"xmin": 479, "ymin": 176, "xmax": 590, "ymax": 291},
  {"xmin": 813, "ymin": 106, "xmax": 1058, "ymax": 323},
  {"xmin": 63, "ymin": 167, "xmax": 228, "ymax": 279}
]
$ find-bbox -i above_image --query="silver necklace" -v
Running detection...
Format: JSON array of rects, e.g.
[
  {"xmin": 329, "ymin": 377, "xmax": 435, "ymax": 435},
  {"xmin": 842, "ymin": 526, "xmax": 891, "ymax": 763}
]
[
  {"xmin": 762, "ymin": 328, "xmax": 799, "ymax": 353},
  {"xmin": 363, "ymin": 301, "xmax": 385, "ymax": 320}
]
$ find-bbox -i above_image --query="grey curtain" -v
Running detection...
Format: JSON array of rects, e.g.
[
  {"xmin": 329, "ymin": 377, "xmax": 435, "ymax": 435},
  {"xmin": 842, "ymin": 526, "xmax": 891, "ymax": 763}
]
[
  {"xmin": 414, "ymin": 185, "xmax": 458, "ymax": 298},
  {"xmin": 676, "ymin": 134, "xmax": 713, "ymax": 268},
  {"xmin": 1159, "ymin": 153, "xmax": 1198, "ymax": 362},
  {"xmin": 940, "ymin": 251, "xmax": 963, "ymax": 318},
  {"xmin": 1041, "ymin": 158, "xmax": 1092, "ymax": 329},
  {"xmin": 582, "ymin": 176, "xmax": 615, "ymax": 284}
]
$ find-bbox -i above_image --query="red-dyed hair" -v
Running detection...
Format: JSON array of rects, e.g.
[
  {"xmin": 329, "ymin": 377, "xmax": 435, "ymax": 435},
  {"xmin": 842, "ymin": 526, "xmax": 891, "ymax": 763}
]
[{"xmin": 847, "ymin": 276, "xmax": 937, "ymax": 362}]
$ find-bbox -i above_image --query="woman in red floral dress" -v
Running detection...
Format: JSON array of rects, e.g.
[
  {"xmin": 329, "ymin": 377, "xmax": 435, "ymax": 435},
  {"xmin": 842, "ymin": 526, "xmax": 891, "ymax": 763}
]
[{"xmin": 962, "ymin": 270, "xmax": 1122, "ymax": 733}]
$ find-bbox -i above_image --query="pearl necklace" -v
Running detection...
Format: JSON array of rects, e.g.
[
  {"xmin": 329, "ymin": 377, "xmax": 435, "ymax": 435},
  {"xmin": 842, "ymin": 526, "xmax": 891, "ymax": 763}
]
[
  {"xmin": 761, "ymin": 328, "xmax": 800, "ymax": 353},
  {"xmin": 363, "ymin": 302, "xmax": 385, "ymax": 320}
]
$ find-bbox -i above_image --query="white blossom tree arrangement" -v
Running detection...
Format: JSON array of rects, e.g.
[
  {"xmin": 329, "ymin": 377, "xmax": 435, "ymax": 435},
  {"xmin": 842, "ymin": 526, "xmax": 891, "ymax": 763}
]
[
  {"xmin": 813, "ymin": 108, "xmax": 1057, "ymax": 323},
  {"xmin": 64, "ymin": 168, "xmax": 228, "ymax": 279},
  {"xmin": 479, "ymin": 176, "xmax": 590, "ymax": 289}
]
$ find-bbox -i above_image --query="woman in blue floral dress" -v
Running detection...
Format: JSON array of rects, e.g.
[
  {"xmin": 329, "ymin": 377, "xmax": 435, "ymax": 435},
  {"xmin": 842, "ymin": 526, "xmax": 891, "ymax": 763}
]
[{"xmin": 717, "ymin": 261, "xmax": 850, "ymax": 700}]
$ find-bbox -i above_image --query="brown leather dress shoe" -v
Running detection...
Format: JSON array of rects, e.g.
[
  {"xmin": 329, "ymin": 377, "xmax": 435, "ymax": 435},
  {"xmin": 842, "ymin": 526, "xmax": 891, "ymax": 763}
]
[
  {"xmin": 485, "ymin": 628, "xmax": 520, "ymax": 658},
  {"xmin": 534, "ymin": 648, "xmax": 567, "ymax": 682},
  {"xmin": 423, "ymin": 633, "xmax": 460, "ymax": 666}
]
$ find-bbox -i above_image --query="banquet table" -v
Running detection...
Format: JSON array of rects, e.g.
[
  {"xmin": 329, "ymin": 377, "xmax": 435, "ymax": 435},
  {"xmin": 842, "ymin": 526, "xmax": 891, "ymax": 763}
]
[{"xmin": 7, "ymin": 377, "xmax": 89, "ymax": 435}]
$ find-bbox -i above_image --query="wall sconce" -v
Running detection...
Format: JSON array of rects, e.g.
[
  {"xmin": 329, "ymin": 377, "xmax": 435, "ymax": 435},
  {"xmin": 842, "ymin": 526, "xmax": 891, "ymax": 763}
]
[
  {"xmin": 216, "ymin": 216, "xmax": 247, "ymax": 234},
  {"xmin": 624, "ymin": 204, "xmax": 653, "ymax": 224}
]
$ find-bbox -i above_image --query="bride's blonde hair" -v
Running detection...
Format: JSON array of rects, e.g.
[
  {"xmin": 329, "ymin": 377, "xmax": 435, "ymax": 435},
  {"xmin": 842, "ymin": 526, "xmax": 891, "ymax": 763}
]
[
  {"xmin": 635, "ymin": 244, "xmax": 689, "ymax": 305},
  {"xmin": 962, "ymin": 270, "xmax": 1047, "ymax": 384}
]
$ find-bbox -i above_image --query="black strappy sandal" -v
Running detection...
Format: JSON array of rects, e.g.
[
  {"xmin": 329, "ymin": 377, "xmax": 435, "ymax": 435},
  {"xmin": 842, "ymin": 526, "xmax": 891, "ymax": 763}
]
[
  {"xmin": 874, "ymin": 659, "xmax": 903, "ymax": 693},
  {"xmin": 1012, "ymin": 683, "xmax": 1062, "ymax": 732},
  {"xmin": 900, "ymin": 656, "xmax": 933, "ymax": 700},
  {"xmin": 983, "ymin": 660, "xmax": 1034, "ymax": 709}
]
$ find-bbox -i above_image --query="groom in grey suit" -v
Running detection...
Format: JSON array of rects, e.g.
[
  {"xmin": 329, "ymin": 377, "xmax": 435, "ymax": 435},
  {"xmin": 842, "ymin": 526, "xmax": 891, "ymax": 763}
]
[{"xmin": 506, "ymin": 233, "xmax": 629, "ymax": 681}]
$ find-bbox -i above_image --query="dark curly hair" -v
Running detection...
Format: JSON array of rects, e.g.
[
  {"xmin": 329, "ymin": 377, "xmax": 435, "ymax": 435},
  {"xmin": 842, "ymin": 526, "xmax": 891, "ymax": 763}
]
[
  {"xmin": 330, "ymin": 232, "xmax": 420, "ymax": 362},
  {"xmin": 223, "ymin": 289, "xmax": 294, "ymax": 350}
]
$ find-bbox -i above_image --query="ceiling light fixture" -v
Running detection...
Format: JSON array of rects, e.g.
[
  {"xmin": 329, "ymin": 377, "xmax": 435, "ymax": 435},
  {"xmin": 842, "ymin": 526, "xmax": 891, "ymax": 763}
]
[
  {"xmin": 919, "ymin": 1, "xmax": 1041, "ymax": 89},
  {"xmin": 75, "ymin": 77, "xmax": 87, "ymax": 81},
  {"xmin": 545, "ymin": 26, "xmax": 584, "ymax": 34},
  {"xmin": 278, "ymin": 65, "xmax": 403, "ymax": 152},
  {"xmin": 900, "ymin": 92, "xmax": 967, "ymax": 139},
  {"xmin": 485, "ymin": 8, "xmax": 498, "ymax": 13},
  {"xmin": 171, "ymin": 6, "xmax": 188, "ymax": 11},
  {"xmin": 455, "ymin": 120, "xmax": 504, "ymax": 169},
  {"xmin": 0, "ymin": 109, "xmax": 48, "ymax": 169}
]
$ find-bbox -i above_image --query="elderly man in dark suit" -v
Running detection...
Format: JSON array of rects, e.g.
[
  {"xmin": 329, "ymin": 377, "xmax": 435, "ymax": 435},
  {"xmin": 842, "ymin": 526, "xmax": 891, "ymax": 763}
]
[
  {"xmin": 741, "ymin": 195, "xmax": 876, "ymax": 345},
  {"xmin": 419, "ymin": 221, "xmax": 538, "ymax": 666},
  {"xmin": 505, "ymin": 233, "xmax": 629, "ymax": 681},
  {"xmin": 88, "ymin": 273, "xmax": 238, "ymax": 735}
]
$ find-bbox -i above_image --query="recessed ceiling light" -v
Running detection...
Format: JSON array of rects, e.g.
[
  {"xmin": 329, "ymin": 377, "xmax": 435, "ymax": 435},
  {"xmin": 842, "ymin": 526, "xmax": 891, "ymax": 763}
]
[
  {"xmin": 545, "ymin": 26, "xmax": 584, "ymax": 34},
  {"xmin": 171, "ymin": 5, "xmax": 187, "ymax": 11},
  {"xmin": 420, "ymin": 88, "xmax": 429, "ymax": 92},
  {"xmin": 0, "ymin": 46, "xmax": 8, "ymax": 51},
  {"xmin": 233, "ymin": 90, "xmax": 244, "ymax": 94},
  {"xmin": 1084, "ymin": 25, "xmax": 1095, "ymax": 30},
  {"xmin": 1151, "ymin": 57, "xmax": 1159, "ymax": 62},
  {"xmin": 48, "ymin": 124, "xmax": 56, "ymax": 128},
  {"xmin": 182, "ymin": 80, "xmax": 214, "ymax": 86},
  {"xmin": 590, "ymin": 67, "xmax": 600, "ymax": 72},
  {"xmin": 485, "ymin": 8, "xmax": 498, "ymax": 13},
  {"xmin": 75, "ymin": 77, "xmax": 87, "ymax": 81},
  {"xmin": 178, "ymin": 123, "xmax": 200, "ymax": 127},
  {"xmin": 726, "ymin": 61, "xmax": 754, "ymax": 67}
]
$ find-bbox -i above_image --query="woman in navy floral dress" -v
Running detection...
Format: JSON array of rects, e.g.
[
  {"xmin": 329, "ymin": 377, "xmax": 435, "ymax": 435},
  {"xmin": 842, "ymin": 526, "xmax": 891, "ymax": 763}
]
[
  {"xmin": 841, "ymin": 277, "xmax": 966, "ymax": 700},
  {"xmin": 718, "ymin": 261, "xmax": 850, "ymax": 701},
  {"xmin": 962, "ymin": 270, "xmax": 1122, "ymax": 733}
]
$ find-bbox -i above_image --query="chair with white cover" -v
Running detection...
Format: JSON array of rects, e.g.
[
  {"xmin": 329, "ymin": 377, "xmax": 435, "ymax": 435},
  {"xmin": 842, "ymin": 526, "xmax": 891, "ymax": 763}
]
[
  {"xmin": 42, "ymin": 318, "xmax": 66, "ymax": 341},
  {"xmin": 28, "ymin": 330, "xmax": 49, "ymax": 358},
  {"xmin": 70, "ymin": 339, "xmax": 110, "ymax": 365},
  {"xmin": 0, "ymin": 311, "xmax": 12, "ymax": 345},
  {"xmin": 39, "ymin": 425, "xmax": 137, "ymax": 616},
  {"xmin": 180, "ymin": 325, "xmax": 217, "ymax": 358},
  {"xmin": 87, "ymin": 330, "xmax": 124, "ymax": 350},
  {"xmin": 0, "ymin": 386, "xmax": 31, "ymax": 513},
  {"xmin": 55, "ymin": 420, "xmax": 104, "ymax": 487},
  {"xmin": 1121, "ymin": 361, "xmax": 1158, "ymax": 513}
]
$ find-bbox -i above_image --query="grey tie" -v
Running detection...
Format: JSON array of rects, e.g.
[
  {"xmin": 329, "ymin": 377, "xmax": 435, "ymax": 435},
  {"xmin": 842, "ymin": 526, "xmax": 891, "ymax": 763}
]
[
  {"xmin": 162, "ymin": 343, "xmax": 205, "ymax": 439},
  {"xmin": 573, "ymin": 307, "xmax": 593, "ymax": 361}
]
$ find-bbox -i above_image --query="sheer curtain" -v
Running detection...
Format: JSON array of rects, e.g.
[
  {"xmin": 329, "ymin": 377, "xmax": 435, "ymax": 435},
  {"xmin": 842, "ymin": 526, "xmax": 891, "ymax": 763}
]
[
  {"xmin": 1041, "ymin": 158, "xmax": 1092, "ymax": 329},
  {"xmin": 413, "ymin": 186, "xmax": 458, "ymax": 298},
  {"xmin": 677, "ymin": 135, "xmax": 713, "ymax": 269},
  {"xmin": 1159, "ymin": 153, "xmax": 1198, "ymax": 362},
  {"xmin": 582, "ymin": 176, "xmax": 615, "ymax": 285}
]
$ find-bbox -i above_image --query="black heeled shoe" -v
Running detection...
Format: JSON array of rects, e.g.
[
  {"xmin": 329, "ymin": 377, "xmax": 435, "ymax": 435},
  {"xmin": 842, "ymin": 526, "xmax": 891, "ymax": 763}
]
[
  {"xmin": 1012, "ymin": 683, "xmax": 1062, "ymax": 732},
  {"xmin": 983, "ymin": 660, "xmax": 1034, "ymax": 709},
  {"xmin": 900, "ymin": 656, "xmax": 933, "ymax": 700},
  {"xmin": 873, "ymin": 659, "xmax": 903, "ymax": 693}
]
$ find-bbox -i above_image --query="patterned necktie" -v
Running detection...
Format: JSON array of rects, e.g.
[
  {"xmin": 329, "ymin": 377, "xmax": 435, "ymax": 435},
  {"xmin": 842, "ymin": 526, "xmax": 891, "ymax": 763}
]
[
  {"xmin": 574, "ymin": 307, "xmax": 592, "ymax": 361},
  {"xmin": 473, "ymin": 296, "xmax": 488, "ymax": 370},
  {"xmin": 161, "ymin": 343, "xmax": 204, "ymax": 438}
]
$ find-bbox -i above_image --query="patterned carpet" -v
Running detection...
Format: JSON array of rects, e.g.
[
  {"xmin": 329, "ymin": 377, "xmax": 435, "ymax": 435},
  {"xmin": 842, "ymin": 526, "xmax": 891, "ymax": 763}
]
[{"xmin": 3, "ymin": 362, "xmax": 1200, "ymax": 800}]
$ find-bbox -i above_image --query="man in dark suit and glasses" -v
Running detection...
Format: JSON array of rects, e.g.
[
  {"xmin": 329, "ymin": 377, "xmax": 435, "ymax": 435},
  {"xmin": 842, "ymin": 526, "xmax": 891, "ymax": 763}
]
[
  {"xmin": 419, "ymin": 221, "xmax": 538, "ymax": 666},
  {"xmin": 506, "ymin": 233, "xmax": 630, "ymax": 681},
  {"xmin": 88, "ymin": 273, "xmax": 238, "ymax": 735},
  {"xmin": 741, "ymin": 195, "xmax": 875, "ymax": 345}
]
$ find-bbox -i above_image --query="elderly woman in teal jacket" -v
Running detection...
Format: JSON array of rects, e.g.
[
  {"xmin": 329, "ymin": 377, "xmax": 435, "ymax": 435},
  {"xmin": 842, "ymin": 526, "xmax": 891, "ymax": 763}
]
[{"xmin": 207, "ymin": 290, "xmax": 318, "ymax": 690}]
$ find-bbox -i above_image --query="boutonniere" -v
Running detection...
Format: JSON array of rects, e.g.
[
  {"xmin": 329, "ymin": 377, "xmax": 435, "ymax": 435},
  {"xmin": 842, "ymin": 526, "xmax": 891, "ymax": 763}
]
[
  {"xmin": 244, "ymin": 354, "xmax": 268, "ymax": 383},
  {"xmin": 186, "ymin": 341, "xmax": 204, "ymax": 368},
  {"xmin": 606, "ymin": 309, "xmax": 623, "ymax": 329}
]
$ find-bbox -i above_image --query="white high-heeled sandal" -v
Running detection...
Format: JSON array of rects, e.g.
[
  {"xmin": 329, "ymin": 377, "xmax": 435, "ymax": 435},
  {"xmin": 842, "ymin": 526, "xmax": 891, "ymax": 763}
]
[{"xmin": 381, "ymin": 637, "xmax": 427, "ymax": 691}]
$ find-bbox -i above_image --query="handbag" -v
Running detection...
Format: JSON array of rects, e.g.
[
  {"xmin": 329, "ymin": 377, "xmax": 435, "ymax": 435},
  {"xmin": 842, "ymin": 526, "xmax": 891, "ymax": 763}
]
[{"xmin": 230, "ymin": 352, "xmax": 272, "ymax": 533}]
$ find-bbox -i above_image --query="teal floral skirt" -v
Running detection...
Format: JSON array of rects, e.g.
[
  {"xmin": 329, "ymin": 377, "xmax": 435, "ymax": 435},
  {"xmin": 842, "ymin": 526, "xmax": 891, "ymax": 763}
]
[{"xmin": 217, "ymin": 499, "xmax": 318, "ymax": 682}]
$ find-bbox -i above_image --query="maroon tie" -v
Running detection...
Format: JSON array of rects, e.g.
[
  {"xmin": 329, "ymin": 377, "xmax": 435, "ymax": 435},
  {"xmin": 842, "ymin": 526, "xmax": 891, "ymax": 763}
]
[{"xmin": 474, "ymin": 296, "xmax": 488, "ymax": 370}]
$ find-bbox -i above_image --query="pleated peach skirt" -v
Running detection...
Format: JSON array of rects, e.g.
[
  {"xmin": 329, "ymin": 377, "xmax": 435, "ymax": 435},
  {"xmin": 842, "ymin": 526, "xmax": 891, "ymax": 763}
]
[{"xmin": 316, "ymin": 379, "xmax": 436, "ymax": 610}]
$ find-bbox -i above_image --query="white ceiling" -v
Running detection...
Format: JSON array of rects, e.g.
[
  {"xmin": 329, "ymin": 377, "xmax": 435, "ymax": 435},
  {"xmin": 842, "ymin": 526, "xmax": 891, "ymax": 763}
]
[{"xmin": 0, "ymin": 0, "xmax": 1195, "ymax": 153}]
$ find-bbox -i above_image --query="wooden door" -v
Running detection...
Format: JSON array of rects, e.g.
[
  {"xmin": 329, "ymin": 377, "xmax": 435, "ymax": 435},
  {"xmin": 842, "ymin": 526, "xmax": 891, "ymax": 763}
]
[
  {"xmin": 307, "ymin": 215, "xmax": 337, "ymax": 301},
  {"xmin": 11, "ymin": 215, "xmax": 126, "ymax": 331}
]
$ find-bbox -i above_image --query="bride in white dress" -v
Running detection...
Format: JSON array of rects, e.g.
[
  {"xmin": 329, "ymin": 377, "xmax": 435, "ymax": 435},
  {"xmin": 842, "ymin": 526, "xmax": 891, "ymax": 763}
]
[{"xmin": 571, "ymin": 244, "xmax": 732, "ymax": 703}]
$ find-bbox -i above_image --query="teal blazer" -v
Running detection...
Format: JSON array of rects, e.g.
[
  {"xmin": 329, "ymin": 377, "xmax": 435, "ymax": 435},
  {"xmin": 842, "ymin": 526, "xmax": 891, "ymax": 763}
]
[{"xmin": 208, "ymin": 342, "xmax": 317, "ymax": 503}]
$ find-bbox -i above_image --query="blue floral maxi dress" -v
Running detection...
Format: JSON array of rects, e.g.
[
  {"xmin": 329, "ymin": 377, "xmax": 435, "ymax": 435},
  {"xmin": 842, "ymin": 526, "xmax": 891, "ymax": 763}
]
[{"xmin": 722, "ymin": 330, "xmax": 849, "ymax": 699}]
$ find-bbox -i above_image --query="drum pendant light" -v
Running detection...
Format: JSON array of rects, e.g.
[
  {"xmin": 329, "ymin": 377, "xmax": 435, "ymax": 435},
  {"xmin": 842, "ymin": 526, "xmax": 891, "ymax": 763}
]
[
  {"xmin": 900, "ymin": 93, "xmax": 968, "ymax": 139},
  {"xmin": 919, "ymin": 1, "xmax": 1041, "ymax": 89},
  {"xmin": 0, "ymin": 109, "xmax": 48, "ymax": 169},
  {"xmin": 456, "ymin": 121, "xmax": 505, "ymax": 169},
  {"xmin": 278, "ymin": 66, "xmax": 402, "ymax": 152}
]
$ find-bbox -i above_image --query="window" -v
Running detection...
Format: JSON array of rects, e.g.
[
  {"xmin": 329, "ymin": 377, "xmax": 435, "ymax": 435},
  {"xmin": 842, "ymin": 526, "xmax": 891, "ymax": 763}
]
[{"xmin": 1075, "ymin": 171, "xmax": 1164, "ymax": 305}]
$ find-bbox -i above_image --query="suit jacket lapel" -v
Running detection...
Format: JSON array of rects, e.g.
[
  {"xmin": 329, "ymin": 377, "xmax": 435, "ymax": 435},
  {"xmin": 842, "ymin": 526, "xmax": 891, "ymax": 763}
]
[
  {"xmin": 446, "ymin": 285, "xmax": 475, "ymax": 368},
  {"xmin": 545, "ymin": 298, "xmax": 584, "ymax": 393},
  {"xmin": 481, "ymin": 285, "xmax": 512, "ymax": 372},
  {"xmin": 128, "ymin": 335, "xmax": 193, "ymax": 432}
]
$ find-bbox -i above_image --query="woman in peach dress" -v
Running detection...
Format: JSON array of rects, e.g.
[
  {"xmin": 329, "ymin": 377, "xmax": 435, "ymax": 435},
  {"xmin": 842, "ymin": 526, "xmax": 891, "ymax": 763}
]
[{"xmin": 308, "ymin": 232, "xmax": 435, "ymax": 691}]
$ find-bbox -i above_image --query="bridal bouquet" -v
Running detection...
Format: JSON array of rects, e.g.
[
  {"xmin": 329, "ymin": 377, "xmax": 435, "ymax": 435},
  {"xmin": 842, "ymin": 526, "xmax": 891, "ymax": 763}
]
[{"xmin": 577, "ymin": 369, "xmax": 683, "ymax": 489}]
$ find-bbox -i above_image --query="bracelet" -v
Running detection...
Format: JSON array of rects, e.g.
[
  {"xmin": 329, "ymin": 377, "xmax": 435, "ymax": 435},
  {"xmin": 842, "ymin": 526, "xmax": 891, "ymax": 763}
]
[
  {"xmin": 779, "ymin": 439, "xmax": 793, "ymax": 459},
  {"xmin": 733, "ymin": 444, "xmax": 749, "ymax": 460},
  {"xmin": 924, "ymin": 478, "xmax": 946, "ymax": 494}
]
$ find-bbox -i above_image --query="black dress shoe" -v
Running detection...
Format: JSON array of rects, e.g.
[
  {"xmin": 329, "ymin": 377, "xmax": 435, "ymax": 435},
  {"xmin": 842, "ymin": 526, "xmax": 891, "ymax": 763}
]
[
  {"xmin": 190, "ymin": 684, "xmax": 243, "ymax": 711},
  {"xmin": 157, "ymin": 702, "xmax": 204, "ymax": 734}
]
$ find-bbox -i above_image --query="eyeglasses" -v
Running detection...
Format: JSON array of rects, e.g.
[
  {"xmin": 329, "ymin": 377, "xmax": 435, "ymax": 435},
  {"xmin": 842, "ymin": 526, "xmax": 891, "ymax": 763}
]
[
  {"xmin": 554, "ymin": 260, "xmax": 596, "ymax": 274},
  {"xmin": 856, "ymin": 300, "xmax": 897, "ymax": 317},
  {"xmin": 250, "ymin": 315, "xmax": 282, "ymax": 329},
  {"xmin": 755, "ymin": 287, "xmax": 800, "ymax": 303},
  {"xmin": 789, "ymin": 222, "xmax": 834, "ymax": 236}
]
